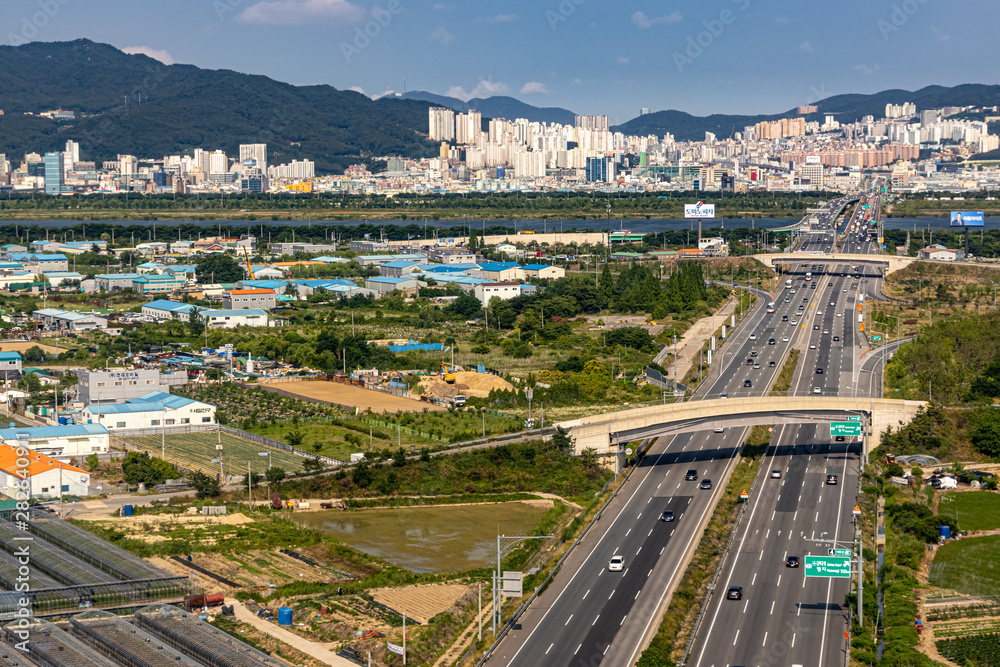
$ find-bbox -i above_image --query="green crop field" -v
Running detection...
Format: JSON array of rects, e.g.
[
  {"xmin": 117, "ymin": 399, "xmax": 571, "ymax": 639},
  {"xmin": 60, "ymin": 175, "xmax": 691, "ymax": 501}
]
[
  {"xmin": 938, "ymin": 492, "xmax": 1000, "ymax": 532},
  {"xmin": 929, "ymin": 535, "xmax": 1000, "ymax": 597},
  {"xmin": 113, "ymin": 431, "xmax": 308, "ymax": 477}
]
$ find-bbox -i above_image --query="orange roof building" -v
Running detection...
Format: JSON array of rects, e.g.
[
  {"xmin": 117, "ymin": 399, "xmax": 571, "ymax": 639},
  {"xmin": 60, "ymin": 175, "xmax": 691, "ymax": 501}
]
[{"xmin": 0, "ymin": 443, "xmax": 90, "ymax": 499}]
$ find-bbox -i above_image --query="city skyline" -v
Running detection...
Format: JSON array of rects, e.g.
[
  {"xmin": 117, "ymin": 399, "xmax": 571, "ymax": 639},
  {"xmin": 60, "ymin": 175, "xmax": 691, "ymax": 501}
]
[{"xmin": 2, "ymin": 0, "xmax": 999, "ymax": 121}]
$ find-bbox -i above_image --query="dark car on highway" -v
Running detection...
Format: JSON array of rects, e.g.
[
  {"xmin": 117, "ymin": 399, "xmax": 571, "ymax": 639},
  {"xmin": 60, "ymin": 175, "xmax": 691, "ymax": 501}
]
[
  {"xmin": 660, "ymin": 510, "xmax": 675, "ymax": 522},
  {"xmin": 826, "ymin": 475, "xmax": 839, "ymax": 485},
  {"xmin": 727, "ymin": 586, "xmax": 743, "ymax": 600},
  {"xmin": 785, "ymin": 556, "xmax": 800, "ymax": 568}
]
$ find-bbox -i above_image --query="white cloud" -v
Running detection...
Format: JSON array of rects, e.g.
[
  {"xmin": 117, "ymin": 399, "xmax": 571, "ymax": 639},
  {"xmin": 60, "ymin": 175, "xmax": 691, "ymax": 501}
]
[
  {"xmin": 631, "ymin": 11, "xmax": 682, "ymax": 29},
  {"xmin": 445, "ymin": 80, "xmax": 509, "ymax": 101},
  {"xmin": 348, "ymin": 85, "xmax": 365, "ymax": 94},
  {"xmin": 931, "ymin": 26, "xmax": 950, "ymax": 42},
  {"xmin": 121, "ymin": 46, "xmax": 174, "ymax": 65},
  {"xmin": 617, "ymin": 55, "xmax": 630, "ymax": 65},
  {"xmin": 432, "ymin": 3, "xmax": 447, "ymax": 9},
  {"xmin": 236, "ymin": 0, "xmax": 365, "ymax": 25},
  {"xmin": 429, "ymin": 26, "xmax": 455, "ymax": 45},
  {"xmin": 519, "ymin": 81, "xmax": 548, "ymax": 95},
  {"xmin": 474, "ymin": 14, "xmax": 518, "ymax": 24},
  {"xmin": 571, "ymin": 78, "xmax": 583, "ymax": 86},
  {"xmin": 798, "ymin": 41, "xmax": 813, "ymax": 52},
  {"xmin": 854, "ymin": 63, "xmax": 880, "ymax": 75}
]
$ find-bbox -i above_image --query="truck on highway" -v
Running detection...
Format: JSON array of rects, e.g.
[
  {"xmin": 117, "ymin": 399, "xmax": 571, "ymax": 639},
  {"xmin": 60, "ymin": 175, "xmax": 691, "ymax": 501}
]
[{"xmin": 785, "ymin": 279, "xmax": 792, "ymax": 288}]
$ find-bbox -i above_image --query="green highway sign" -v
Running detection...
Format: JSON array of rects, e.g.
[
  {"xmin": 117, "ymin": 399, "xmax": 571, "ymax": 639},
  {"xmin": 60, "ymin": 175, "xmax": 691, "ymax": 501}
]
[
  {"xmin": 872, "ymin": 335, "xmax": 882, "ymax": 341},
  {"xmin": 804, "ymin": 555, "xmax": 852, "ymax": 578},
  {"xmin": 847, "ymin": 416, "xmax": 862, "ymax": 422},
  {"xmin": 830, "ymin": 422, "xmax": 863, "ymax": 437},
  {"xmin": 831, "ymin": 548, "xmax": 852, "ymax": 557},
  {"xmin": 862, "ymin": 204, "xmax": 871, "ymax": 210}
]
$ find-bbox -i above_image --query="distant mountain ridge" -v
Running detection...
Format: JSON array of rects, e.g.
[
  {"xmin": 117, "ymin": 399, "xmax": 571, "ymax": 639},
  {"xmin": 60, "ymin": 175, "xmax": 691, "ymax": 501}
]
[
  {"xmin": 0, "ymin": 39, "xmax": 436, "ymax": 173},
  {"xmin": 613, "ymin": 84, "xmax": 1000, "ymax": 140},
  {"xmin": 399, "ymin": 91, "xmax": 577, "ymax": 126}
]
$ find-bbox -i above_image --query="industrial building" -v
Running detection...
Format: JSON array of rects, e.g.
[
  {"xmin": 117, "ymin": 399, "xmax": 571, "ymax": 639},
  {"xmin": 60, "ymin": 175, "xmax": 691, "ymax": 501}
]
[
  {"xmin": 82, "ymin": 391, "xmax": 216, "ymax": 431},
  {"xmin": 0, "ymin": 423, "xmax": 110, "ymax": 457}
]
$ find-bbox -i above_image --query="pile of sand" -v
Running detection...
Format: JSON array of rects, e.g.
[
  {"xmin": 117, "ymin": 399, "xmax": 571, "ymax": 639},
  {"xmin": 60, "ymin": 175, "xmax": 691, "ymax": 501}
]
[{"xmin": 419, "ymin": 371, "xmax": 513, "ymax": 399}]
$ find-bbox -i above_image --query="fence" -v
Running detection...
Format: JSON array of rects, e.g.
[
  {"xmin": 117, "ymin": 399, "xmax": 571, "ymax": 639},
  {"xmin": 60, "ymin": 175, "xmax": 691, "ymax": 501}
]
[
  {"xmin": 645, "ymin": 366, "xmax": 689, "ymax": 394},
  {"xmin": 110, "ymin": 423, "xmax": 339, "ymax": 466}
]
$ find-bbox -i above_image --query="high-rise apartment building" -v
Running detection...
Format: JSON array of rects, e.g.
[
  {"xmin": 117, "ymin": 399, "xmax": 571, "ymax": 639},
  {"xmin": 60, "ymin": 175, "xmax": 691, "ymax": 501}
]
[
  {"xmin": 456, "ymin": 111, "xmax": 481, "ymax": 145},
  {"xmin": 63, "ymin": 140, "xmax": 80, "ymax": 175},
  {"xmin": 239, "ymin": 144, "xmax": 268, "ymax": 172},
  {"xmin": 429, "ymin": 107, "xmax": 456, "ymax": 142},
  {"xmin": 576, "ymin": 115, "xmax": 610, "ymax": 132},
  {"xmin": 118, "ymin": 154, "xmax": 138, "ymax": 177},
  {"xmin": 209, "ymin": 150, "xmax": 228, "ymax": 176}
]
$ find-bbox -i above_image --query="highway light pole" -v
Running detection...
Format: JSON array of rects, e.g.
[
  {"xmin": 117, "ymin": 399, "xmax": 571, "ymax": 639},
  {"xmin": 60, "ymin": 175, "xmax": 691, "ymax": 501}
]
[{"xmin": 493, "ymin": 533, "xmax": 551, "ymax": 637}]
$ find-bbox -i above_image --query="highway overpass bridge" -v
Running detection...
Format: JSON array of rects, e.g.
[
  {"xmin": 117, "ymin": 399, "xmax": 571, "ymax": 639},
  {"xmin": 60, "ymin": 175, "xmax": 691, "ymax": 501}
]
[
  {"xmin": 754, "ymin": 252, "xmax": 915, "ymax": 275},
  {"xmin": 560, "ymin": 396, "xmax": 926, "ymax": 459}
]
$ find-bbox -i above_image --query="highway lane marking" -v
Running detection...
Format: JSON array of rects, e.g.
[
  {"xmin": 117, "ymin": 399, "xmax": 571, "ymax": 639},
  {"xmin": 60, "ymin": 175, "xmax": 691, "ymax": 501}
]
[
  {"xmin": 620, "ymin": 615, "xmax": 627, "ymax": 626},
  {"xmin": 688, "ymin": 498, "xmax": 692, "ymax": 504},
  {"xmin": 637, "ymin": 513, "xmax": 642, "ymax": 520},
  {"xmin": 499, "ymin": 443, "xmax": 679, "ymax": 667},
  {"xmin": 648, "ymin": 569, "xmax": 653, "ymax": 577},
  {"xmin": 670, "ymin": 529, "xmax": 675, "ymax": 536},
  {"xmin": 802, "ymin": 576, "xmax": 806, "ymax": 588},
  {"xmin": 624, "ymin": 568, "xmax": 629, "ymax": 576},
  {"xmin": 815, "ymin": 512, "xmax": 820, "ymax": 522},
  {"xmin": 635, "ymin": 590, "xmax": 641, "ymax": 600},
  {"xmin": 582, "ymin": 589, "xmax": 590, "ymax": 600},
  {"xmin": 647, "ymin": 497, "xmax": 652, "ymax": 504},
  {"xmin": 733, "ymin": 630, "xmax": 740, "ymax": 645},
  {"xmin": 771, "ymin": 511, "xmax": 775, "ymax": 520},
  {"xmin": 546, "ymin": 643, "xmax": 553, "ymax": 655},
  {"xmin": 777, "ymin": 575, "xmax": 781, "ymax": 587},
  {"xmin": 765, "ymin": 529, "xmax": 770, "ymax": 540},
  {"xmin": 603, "ymin": 645, "xmax": 610, "ymax": 656},
  {"xmin": 770, "ymin": 600, "xmax": 775, "ymax": 615},
  {"xmin": 609, "ymin": 590, "xmax": 614, "ymax": 599},
  {"xmin": 626, "ymin": 529, "xmax": 631, "ymax": 537},
  {"xmin": 636, "ymin": 547, "xmax": 642, "ymax": 556},
  {"xmin": 752, "ymin": 573, "xmax": 757, "ymax": 586},
  {"xmin": 593, "ymin": 614, "xmax": 599, "ymax": 626},
  {"xmin": 660, "ymin": 547, "xmax": 665, "ymax": 555},
  {"xmin": 574, "ymin": 644, "xmax": 581, "ymax": 655},
  {"xmin": 564, "ymin": 615, "xmax": 573, "ymax": 626},
  {"xmin": 759, "ymin": 550, "xmax": 763, "ymax": 561},
  {"xmin": 792, "ymin": 632, "xmax": 796, "ymax": 647},
  {"xmin": 648, "ymin": 529, "xmax": 653, "ymax": 537},
  {"xmin": 762, "ymin": 631, "xmax": 768, "ymax": 647}
]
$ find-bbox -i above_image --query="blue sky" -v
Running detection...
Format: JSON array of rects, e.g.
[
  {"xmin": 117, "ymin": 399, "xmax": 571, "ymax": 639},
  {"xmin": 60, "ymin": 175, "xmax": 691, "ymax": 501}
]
[{"xmin": 3, "ymin": 0, "xmax": 998, "ymax": 123}]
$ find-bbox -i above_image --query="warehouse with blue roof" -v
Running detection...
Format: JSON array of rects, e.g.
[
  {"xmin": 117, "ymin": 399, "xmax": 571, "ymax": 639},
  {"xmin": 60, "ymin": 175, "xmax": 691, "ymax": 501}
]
[{"xmin": 81, "ymin": 391, "xmax": 216, "ymax": 431}]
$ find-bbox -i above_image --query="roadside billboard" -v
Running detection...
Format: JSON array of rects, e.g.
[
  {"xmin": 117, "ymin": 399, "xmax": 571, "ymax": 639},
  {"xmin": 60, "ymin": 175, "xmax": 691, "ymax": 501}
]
[
  {"xmin": 684, "ymin": 202, "xmax": 716, "ymax": 219},
  {"xmin": 950, "ymin": 211, "xmax": 985, "ymax": 227}
]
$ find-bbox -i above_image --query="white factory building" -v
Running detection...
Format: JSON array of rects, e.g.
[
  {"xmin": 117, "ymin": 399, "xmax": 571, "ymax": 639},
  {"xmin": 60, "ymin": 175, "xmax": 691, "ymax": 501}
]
[
  {"xmin": 82, "ymin": 391, "xmax": 216, "ymax": 431},
  {"xmin": 0, "ymin": 424, "xmax": 110, "ymax": 458}
]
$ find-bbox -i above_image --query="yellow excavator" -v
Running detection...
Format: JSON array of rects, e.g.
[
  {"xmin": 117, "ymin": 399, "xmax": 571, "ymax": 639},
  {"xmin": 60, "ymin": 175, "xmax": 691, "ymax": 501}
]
[
  {"xmin": 440, "ymin": 363, "xmax": 456, "ymax": 384},
  {"xmin": 242, "ymin": 246, "xmax": 255, "ymax": 281}
]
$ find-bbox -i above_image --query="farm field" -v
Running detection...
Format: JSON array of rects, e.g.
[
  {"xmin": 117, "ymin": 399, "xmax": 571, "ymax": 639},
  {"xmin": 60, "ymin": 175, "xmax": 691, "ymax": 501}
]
[
  {"xmin": 294, "ymin": 500, "xmax": 553, "ymax": 573},
  {"xmin": 0, "ymin": 340, "xmax": 66, "ymax": 354},
  {"xmin": 264, "ymin": 380, "xmax": 444, "ymax": 413},
  {"xmin": 929, "ymin": 535, "xmax": 1000, "ymax": 596},
  {"xmin": 938, "ymin": 491, "xmax": 1000, "ymax": 532},
  {"xmin": 113, "ymin": 431, "xmax": 309, "ymax": 477}
]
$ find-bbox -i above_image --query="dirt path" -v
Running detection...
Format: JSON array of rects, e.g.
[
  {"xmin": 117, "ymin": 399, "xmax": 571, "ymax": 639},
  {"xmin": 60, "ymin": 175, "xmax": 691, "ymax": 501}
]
[
  {"xmin": 656, "ymin": 296, "xmax": 738, "ymax": 383},
  {"xmin": 232, "ymin": 600, "xmax": 357, "ymax": 667}
]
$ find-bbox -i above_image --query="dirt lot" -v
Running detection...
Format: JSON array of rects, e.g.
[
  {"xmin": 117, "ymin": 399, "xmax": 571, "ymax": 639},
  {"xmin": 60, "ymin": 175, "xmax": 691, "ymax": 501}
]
[
  {"xmin": 269, "ymin": 380, "xmax": 443, "ymax": 413},
  {"xmin": 149, "ymin": 548, "xmax": 335, "ymax": 591},
  {"xmin": 418, "ymin": 371, "xmax": 513, "ymax": 400},
  {"xmin": 0, "ymin": 340, "xmax": 65, "ymax": 354},
  {"xmin": 369, "ymin": 583, "xmax": 470, "ymax": 624}
]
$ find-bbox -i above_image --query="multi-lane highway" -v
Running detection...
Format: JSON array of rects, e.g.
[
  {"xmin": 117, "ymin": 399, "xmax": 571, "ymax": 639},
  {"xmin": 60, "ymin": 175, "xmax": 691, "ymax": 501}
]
[
  {"xmin": 690, "ymin": 186, "xmax": 884, "ymax": 667},
  {"xmin": 489, "ymin": 190, "xmax": 885, "ymax": 667}
]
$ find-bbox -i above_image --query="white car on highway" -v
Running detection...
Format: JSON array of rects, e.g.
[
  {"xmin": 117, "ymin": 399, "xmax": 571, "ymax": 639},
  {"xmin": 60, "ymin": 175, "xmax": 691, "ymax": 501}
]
[{"xmin": 608, "ymin": 555, "xmax": 624, "ymax": 572}]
